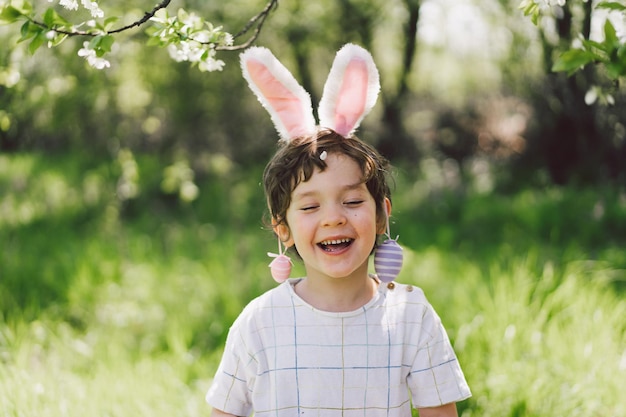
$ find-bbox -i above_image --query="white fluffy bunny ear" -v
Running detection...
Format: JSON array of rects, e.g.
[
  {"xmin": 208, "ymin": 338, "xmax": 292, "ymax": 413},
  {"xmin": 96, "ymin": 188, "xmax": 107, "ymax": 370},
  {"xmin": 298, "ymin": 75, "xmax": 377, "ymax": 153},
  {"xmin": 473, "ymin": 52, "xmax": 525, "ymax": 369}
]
[
  {"xmin": 240, "ymin": 47, "xmax": 316, "ymax": 142},
  {"xmin": 318, "ymin": 44, "xmax": 380, "ymax": 137}
]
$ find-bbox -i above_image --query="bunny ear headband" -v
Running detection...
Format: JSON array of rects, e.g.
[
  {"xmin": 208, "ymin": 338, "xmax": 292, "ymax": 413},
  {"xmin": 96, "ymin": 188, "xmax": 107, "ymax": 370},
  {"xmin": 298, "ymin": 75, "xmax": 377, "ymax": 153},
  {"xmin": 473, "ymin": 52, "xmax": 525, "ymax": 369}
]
[{"xmin": 240, "ymin": 43, "xmax": 380, "ymax": 141}]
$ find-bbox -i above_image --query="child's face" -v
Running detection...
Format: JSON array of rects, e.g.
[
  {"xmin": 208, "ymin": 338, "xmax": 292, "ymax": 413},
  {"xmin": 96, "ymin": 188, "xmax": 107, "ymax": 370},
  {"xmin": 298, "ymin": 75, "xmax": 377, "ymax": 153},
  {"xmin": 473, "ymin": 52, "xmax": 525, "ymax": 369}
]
[{"xmin": 277, "ymin": 152, "xmax": 385, "ymax": 281}]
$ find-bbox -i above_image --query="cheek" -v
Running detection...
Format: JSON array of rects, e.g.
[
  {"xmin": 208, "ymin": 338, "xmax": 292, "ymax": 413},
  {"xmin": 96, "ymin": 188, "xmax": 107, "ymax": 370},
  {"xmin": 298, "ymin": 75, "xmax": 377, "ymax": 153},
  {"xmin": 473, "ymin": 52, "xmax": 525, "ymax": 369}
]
[
  {"xmin": 356, "ymin": 210, "xmax": 380, "ymax": 233},
  {"xmin": 284, "ymin": 212, "xmax": 307, "ymax": 238}
]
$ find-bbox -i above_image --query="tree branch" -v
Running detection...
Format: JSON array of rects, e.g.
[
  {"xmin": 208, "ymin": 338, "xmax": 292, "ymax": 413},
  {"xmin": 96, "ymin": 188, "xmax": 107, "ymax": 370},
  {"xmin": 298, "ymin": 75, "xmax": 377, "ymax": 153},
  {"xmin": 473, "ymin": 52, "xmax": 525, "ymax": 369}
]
[
  {"xmin": 216, "ymin": 0, "xmax": 278, "ymax": 51},
  {"xmin": 108, "ymin": 0, "xmax": 172, "ymax": 34},
  {"xmin": 28, "ymin": 0, "xmax": 277, "ymax": 50},
  {"xmin": 31, "ymin": 0, "xmax": 171, "ymax": 36}
]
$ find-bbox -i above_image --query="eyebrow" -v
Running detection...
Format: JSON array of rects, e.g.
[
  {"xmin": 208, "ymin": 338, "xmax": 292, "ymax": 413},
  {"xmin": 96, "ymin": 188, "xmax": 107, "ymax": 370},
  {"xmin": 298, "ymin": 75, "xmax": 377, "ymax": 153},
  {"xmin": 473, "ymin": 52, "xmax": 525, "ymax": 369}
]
[{"xmin": 292, "ymin": 181, "xmax": 366, "ymax": 200}]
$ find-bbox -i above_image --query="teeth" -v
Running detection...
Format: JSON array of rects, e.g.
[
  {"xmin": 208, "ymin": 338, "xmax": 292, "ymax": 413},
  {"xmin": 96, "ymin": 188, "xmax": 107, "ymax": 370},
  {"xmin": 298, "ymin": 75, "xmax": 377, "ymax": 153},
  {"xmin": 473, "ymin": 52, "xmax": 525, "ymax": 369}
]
[{"xmin": 320, "ymin": 238, "xmax": 352, "ymax": 246}]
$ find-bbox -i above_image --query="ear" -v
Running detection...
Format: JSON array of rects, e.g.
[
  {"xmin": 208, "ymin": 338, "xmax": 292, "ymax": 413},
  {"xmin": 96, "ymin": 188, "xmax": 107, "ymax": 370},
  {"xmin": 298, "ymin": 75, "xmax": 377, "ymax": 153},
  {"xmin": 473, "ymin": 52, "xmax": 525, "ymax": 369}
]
[
  {"xmin": 240, "ymin": 47, "xmax": 317, "ymax": 142},
  {"xmin": 272, "ymin": 218, "xmax": 295, "ymax": 247},
  {"xmin": 318, "ymin": 44, "xmax": 380, "ymax": 137},
  {"xmin": 377, "ymin": 197, "xmax": 392, "ymax": 235}
]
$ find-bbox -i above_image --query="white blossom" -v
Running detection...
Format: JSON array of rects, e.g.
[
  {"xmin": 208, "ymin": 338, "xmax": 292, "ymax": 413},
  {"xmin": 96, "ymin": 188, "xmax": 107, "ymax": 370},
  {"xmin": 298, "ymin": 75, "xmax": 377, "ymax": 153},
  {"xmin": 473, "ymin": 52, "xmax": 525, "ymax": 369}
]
[
  {"xmin": 81, "ymin": 0, "xmax": 104, "ymax": 18},
  {"xmin": 47, "ymin": 0, "xmax": 102, "ymax": 18},
  {"xmin": 166, "ymin": 44, "xmax": 186, "ymax": 63},
  {"xmin": 540, "ymin": 0, "xmax": 566, "ymax": 8},
  {"xmin": 77, "ymin": 41, "xmax": 110, "ymax": 69},
  {"xmin": 584, "ymin": 87, "xmax": 598, "ymax": 105},
  {"xmin": 167, "ymin": 41, "xmax": 202, "ymax": 63},
  {"xmin": 198, "ymin": 49, "xmax": 225, "ymax": 72},
  {"xmin": 198, "ymin": 56, "xmax": 225, "ymax": 72},
  {"xmin": 168, "ymin": 41, "xmax": 205, "ymax": 62},
  {"xmin": 58, "ymin": 0, "xmax": 79, "ymax": 11},
  {"xmin": 57, "ymin": 0, "xmax": 78, "ymax": 10},
  {"xmin": 180, "ymin": 13, "xmax": 202, "ymax": 32},
  {"xmin": 167, "ymin": 42, "xmax": 225, "ymax": 72},
  {"xmin": 222, "ymin": 33, "xmax": 234, "ymax": 47}
]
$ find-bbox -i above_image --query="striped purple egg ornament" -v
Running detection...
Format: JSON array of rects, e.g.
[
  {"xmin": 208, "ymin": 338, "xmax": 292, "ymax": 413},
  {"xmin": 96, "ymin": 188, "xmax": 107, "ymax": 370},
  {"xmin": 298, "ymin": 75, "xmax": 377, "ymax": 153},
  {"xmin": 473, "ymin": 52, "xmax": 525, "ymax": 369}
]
[{"xmin": 374, "ymin": 239, "xmax": 403, "ymax": 283}]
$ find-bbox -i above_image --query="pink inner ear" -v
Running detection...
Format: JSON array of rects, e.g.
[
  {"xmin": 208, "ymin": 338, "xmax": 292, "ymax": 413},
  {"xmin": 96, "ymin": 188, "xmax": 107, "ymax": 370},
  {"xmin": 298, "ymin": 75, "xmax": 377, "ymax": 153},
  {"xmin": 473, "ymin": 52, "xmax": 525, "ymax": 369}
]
[
  {"xmin": 334, "ymin": 59, "xmax": 368, "ymax": 136},
  {"xmin": 247, "ymin": 60, "xmax": 308, "ymax": 138}
]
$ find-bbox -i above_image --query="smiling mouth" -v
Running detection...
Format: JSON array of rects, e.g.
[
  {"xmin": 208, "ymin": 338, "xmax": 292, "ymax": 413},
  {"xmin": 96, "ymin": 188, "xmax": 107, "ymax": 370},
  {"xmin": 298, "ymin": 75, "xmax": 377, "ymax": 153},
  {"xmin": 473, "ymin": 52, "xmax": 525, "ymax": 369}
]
[{"xmin": 318, "ymin": 238, "xmax": 354, "ymax": 252}]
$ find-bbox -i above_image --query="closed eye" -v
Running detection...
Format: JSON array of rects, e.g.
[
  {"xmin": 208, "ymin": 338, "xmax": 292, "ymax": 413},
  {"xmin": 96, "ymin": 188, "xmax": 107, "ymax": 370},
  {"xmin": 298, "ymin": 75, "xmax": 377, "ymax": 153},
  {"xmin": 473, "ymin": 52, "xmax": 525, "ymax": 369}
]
[
  {"xmin": 345, "ymin": 200, "xmax": 364, "ymax": 206},
  {"xmin": 300, "ymin": 205, "xmax": 319, "ymax": 211}
]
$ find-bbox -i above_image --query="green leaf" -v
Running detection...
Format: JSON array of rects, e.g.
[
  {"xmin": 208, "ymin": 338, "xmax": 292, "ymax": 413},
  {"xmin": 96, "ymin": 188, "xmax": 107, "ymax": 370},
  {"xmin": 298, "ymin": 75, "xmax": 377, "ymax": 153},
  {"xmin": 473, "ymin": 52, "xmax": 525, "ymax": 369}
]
[
  {"xmin": 47, "ymin": 33, "xmax": 68, "ymax": 47},
  {"xmin": 99, "ymin": 35, "xmax": 114, "ymax": 53},
  {"xmin": 43, "ymin": 7, "xmax": 71, "ymax": 28},
  {"xmin": 603, "ymin": 19, "xmax": 619, "ymax": 50},
  {"xmin": 28, "ymin": 31, "xmax": 46, "ymax": 55},
  {"xmin": 605, "ymin": 43, "xmax": 626, "ymax": 79},
  {"xmin": 19, "ymin": 0, "xmax": 34, "ymax": 14},
  {"xmin": 552, "ymin": 49, "xmax": 597, "ymax": 75},
  {"xmin": 19, "ymin": 20, "xmax": 32, "ymax": 40},
  {"xmin": 596, "ymin": 1, "xmax": 626, "ymax": 12},
  {"xmin": 43, "ymin": 8, "xmax": 55, "ymax": 27},
  {"xmin": 519, "ymin": 1, "xmax": 540, "ymax": 25},
  {"xmin": 103, "ymin": 16, "xmax": 119, "ymax": 31},
  {"xmin": 581, "ymin": 39, "xmax": 609, "ymax": 54},
  {"xmin": 605, "ymin": 60, "xmax": 626, "ymax": 79},
  {"xmin": 18, "ymin": 20, "xmax": 41, "ymax": 43},
  {"xmin": 0, "ymin": 1, "xmax": 33, "ymax": 23},
  {"xmin": 0, "ymin": 6, "xmax": 24, "ymax": 23},
  {"xmin": 89, "ymin": 35, "xmax": 114, "ymax": 56},
  {"xmin": 618, "ymin": 43, "xmax": 626, "ymax": 61}
]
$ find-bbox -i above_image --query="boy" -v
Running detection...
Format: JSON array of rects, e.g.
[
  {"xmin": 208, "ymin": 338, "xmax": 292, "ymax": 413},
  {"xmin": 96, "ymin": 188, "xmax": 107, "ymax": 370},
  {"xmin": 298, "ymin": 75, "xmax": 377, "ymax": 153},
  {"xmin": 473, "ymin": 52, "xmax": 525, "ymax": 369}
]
[{"xmin": 206, "ymin": 45, "xmax": 471, "ymax": 417}]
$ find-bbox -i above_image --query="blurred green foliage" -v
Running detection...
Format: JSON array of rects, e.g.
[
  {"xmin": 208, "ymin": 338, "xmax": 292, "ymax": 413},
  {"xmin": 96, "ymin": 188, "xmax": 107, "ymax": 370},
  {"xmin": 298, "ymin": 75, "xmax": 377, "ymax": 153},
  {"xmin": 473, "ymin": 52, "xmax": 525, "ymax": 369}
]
[
  {"xmin": 1, "ymin": 1, "xmax": 626, "ymax": 415},
  {"xmin": 2, "ymin": 0, "xmax": 624, "ymax": 186},
  {"xmin": 1, "ymin": 153, "xmax": 625, "ymax": 416}
]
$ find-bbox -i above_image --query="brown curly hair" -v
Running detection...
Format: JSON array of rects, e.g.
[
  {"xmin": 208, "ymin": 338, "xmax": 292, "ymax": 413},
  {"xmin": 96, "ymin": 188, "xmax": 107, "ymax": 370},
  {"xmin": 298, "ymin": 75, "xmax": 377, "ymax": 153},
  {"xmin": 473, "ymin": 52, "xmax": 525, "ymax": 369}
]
[{"xmin": 262, "ymin": 129, "xmax": 392, "ymax": 233}]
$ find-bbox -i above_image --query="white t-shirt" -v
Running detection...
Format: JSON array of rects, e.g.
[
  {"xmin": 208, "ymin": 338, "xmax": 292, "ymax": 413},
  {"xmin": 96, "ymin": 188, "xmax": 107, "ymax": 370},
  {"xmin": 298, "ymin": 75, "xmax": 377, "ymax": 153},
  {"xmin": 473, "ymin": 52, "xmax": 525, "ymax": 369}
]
[{"xmin": 206, "ymin": 278, "xmax": 471, "ymax": 416}]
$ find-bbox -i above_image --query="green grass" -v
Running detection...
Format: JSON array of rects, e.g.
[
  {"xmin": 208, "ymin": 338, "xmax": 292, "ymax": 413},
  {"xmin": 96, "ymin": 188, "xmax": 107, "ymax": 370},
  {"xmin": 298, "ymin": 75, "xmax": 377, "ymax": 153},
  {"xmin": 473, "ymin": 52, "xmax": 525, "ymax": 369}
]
[
  {"xmin": 1, "ymin": 152, "xmax": 625, "ymax": 416},
  {"xmin": 402, "ymin": 250, "xmax": 626, "ymax": 416}
]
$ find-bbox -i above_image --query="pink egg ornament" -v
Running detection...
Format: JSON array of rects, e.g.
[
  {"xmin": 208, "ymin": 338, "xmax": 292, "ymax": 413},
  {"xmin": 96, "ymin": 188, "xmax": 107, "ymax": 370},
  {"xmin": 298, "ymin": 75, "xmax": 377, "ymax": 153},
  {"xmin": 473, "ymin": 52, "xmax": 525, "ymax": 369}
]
[{"xmin": 269, "ymin": 254, "xmax": 292, "ymax": 283}]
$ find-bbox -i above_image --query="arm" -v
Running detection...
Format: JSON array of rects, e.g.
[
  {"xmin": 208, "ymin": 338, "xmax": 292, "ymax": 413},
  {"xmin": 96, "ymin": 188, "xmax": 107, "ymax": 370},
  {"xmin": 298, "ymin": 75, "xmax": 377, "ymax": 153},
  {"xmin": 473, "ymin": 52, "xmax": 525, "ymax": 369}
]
[
  {"xmin": 418, "ymin": 402, "xmax": 459, "ymax": 417},
  {"xmin": 211, "ymin": 408, "xmax": 242, "ymax": 417}
]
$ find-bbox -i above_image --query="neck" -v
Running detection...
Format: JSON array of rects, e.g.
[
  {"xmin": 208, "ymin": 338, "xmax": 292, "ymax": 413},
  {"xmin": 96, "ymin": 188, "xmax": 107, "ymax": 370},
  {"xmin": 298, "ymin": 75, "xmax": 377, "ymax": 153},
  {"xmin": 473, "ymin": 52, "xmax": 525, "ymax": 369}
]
[{"xmin": 295, "ymin": 264, "xmax": 378, "ymax": 312}]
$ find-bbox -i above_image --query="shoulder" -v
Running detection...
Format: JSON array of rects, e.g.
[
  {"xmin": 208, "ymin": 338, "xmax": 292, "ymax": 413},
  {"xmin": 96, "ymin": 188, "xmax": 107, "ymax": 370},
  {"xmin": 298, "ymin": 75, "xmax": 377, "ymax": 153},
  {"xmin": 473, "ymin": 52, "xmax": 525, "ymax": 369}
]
[
  {"xmin": 380, "ymin": 281, "xmax": 430, "ymax": 307},
  {"xmin": 230, "ymin": 280, "xmax": 296, "ymax": 329},
  {"xmin": 376, "ymin": 281, "xmax": 443, "ymax": 325}
]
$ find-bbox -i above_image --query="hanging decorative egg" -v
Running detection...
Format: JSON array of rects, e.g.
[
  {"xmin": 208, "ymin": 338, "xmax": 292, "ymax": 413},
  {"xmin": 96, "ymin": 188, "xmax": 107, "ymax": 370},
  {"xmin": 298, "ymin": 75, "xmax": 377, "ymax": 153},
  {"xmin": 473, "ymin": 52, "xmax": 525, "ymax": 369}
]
[
  {"xmin": 374, "ymin": 239, "xmax": 403, "ymax": 283},
  {"xmin": 269, "ymin": 254, "xmax": 292, "ymax": 283}
]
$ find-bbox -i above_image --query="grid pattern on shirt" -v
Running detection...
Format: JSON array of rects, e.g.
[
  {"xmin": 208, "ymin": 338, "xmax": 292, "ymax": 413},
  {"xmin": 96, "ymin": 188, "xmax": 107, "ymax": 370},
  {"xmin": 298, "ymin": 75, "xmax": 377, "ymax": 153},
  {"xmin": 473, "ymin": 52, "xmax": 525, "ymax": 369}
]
[{"xmin": 206, "ymin": 280, "xmax": 471, "ymax": 417}]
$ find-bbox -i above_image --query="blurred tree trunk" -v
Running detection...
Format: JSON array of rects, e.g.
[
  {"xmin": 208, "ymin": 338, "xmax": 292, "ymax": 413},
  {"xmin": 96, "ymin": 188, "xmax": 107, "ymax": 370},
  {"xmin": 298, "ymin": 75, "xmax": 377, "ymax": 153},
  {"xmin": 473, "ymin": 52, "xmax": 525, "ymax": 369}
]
[
  {"xmin": 377, "ymin": 0, "xmax": 420, "ymax": 162},
  {"xmin": 529, "ymin": 1, "xmax": 613, "ymax": 184},
  {"xmin": 290, "ymin": 34, "xmax": 317, "ymax": 110},
  {"xmin": 285, "ymin": 0, "xmax": 379, "ymax": 119},
  {"xmin": 336, "ymin": 0, "xmax": 375, "ymax": 48},
  {"xmin": 307, "ymin": 0, "xmax": 422, "ymax": 163}
]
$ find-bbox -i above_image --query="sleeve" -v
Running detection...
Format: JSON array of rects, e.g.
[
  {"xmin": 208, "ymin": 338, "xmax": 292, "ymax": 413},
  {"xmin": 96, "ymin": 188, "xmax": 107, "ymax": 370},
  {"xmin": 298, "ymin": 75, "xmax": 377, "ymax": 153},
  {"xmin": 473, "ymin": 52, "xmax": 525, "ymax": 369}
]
[
  {"xmin": 407, "ymin": 300, "xmax": 471, "ymax": 408},
  {"xmin": 206, "ymin": 317, "xmax": 256, "ymax": 417}
]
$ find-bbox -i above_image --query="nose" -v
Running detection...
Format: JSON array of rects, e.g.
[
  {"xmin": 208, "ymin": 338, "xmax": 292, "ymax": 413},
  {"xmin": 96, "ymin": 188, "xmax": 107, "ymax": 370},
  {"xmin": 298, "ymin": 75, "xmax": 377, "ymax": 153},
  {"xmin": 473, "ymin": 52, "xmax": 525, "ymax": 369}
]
[{"xmin": 321, "ymin": 204, "xmax": 347, "ymax": 227}]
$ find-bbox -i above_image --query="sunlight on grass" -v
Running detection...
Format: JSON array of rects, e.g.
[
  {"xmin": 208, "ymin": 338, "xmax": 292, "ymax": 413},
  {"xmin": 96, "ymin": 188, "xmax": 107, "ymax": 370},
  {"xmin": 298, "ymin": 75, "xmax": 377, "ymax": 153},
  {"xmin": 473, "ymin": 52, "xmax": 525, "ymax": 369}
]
[
  {"xmin": 0, "ymin": 229, "xmax": 258, "ymax": 417},
  {"xmin": 1, "ymin": 153, "xmax": 625, "ymax": 416},
  {"xmin": 401, "ymin": 248, "xmax": 626, "ymax": 416},
  {"xmin": 0, "ymin": 332, "xmax": 210, "ymax": 417},
  {"xmin": 0, "ymin": 153, "xmax": 110, "ymax": 228}
]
